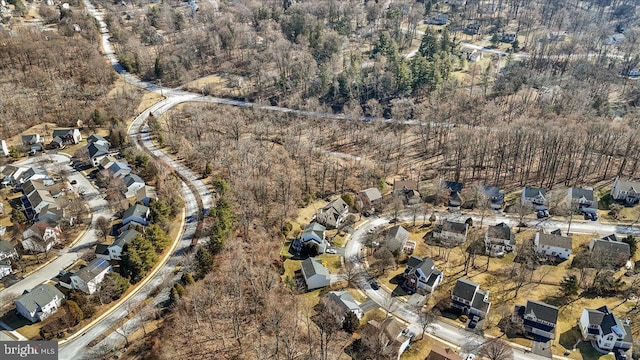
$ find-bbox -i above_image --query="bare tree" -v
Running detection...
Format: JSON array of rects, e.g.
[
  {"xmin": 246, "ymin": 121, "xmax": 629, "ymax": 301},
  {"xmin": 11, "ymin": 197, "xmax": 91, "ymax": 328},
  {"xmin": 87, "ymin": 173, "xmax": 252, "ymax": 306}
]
[
  {"xmin": 95, "ymin": 216, "xmax": 111, "ymax": 241},
  {"xmin": 480, "ymin": 338, "xmax": 514, "ymax": 360},
  {"xmin": 415, "ymin": 306, "xmax": 437, "ymax": 340}
]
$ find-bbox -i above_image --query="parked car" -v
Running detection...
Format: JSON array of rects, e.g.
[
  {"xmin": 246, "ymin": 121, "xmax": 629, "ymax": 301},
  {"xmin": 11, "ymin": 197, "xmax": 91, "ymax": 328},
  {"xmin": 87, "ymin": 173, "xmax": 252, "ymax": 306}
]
[
  {"xmin": 326, "ymin": 248, "xmax": 337, "ymax": 254},
  {"xmin": 369, "ymin": 279, "xmax": 379, "ymax": 290},
  {"xmin": 70, "ymin": 180, "xmax": 78, "ymax": 185}
]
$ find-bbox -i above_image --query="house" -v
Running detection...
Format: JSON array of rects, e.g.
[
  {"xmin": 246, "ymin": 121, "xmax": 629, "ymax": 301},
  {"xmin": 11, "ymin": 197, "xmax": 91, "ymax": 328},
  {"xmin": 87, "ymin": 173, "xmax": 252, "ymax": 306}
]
[
  {"xmin": 522, "ymin": 186, "xmax": 547, "ymax": 209},
  {"xmin": 483, "ymin": 186, "xmax": 505, "ymax": 210},
  {"xmin": 461, "ymin": 47, "xmax": 482, "ymax": 62},
  {"xmin": 567, "ymin": 187, "xmax": 596, "ymax": 210},
  {"xmin": 515, "ymin": 300, "xmax": 559, "ymax": 340},
  {"xmin": 98, "ymin": 155, "xmax": 118, "ymax": 170},
  {"xmin": 324, "ymin": 291, "xmax": 364, "ymax": 319},
  {"xmin": 589, "ymin": 235, "xmax": 631, "ymax": 266},
  {"xmin": 0, "ymin": 240, "xmax": 18, "ymax": 262},
  {"xmin": 403, "ymin": 256, "xmax": 443, "ymax": 295},
  {"xmin": 484, "ymin": 222, "xmax": 516, "ymax": 257},
  {"xmin": 88, "ymin": 142, "xmax": 110, "ymax": 167},
  {"xmin": 501, "ymin": 32, "xmax": 517, "ymax": 43},
  {"xmin": 136, "ymin": 185, "xmax": 158, "ymax": 206},
  {"xmin": 579, "ymin": 306, "xmax": 633, "ymax": 353},
  {"xmin": 361, "ymin": 317, "xmax": 411, "ymax": 360},
  {"xmin": 0, "ymin": 260, "xmax": 11, "ymax": 279},
  {"xmin": 51, "ymin": 128, "xmax": 82, "ymax": 145},
  {"xmin": 22, "ymin": 180, "xmax": 58, "ymax": 219},
  {"xmin": 300, "ymin": 257, "xmax": 330, "ymax": 290},
  {"xmin": 545, "ymin": 31, "xmax": 567, "ymax": 42},
  {"xmin": 451, "ymin": 278, "xmax": 491, "ymax": 320},
  {"xmin": 123, "ymin": 173, "xmax": 145, "ymax": 199},
  {"xmin": 1, "ymin": 165, "xmax": 28, "ymax": 187},
  {"xmin": 21, "ymin": 134, "xmax": 42, "ymax": 146},
  {"xmin": 432, "ymin": 220, "xmax": 468, "ymax": 247},
  {"xmin": 445, "ymin": 181, "xmax": 464, "ymax": 207},
  {"xmin": 464, "ymin": 23, "xmax": 481, "ymax": 35},
  {"xmin": 426, "ymin": 346, "xmax": 463, "ymax": 360},
  {"xmin": 98, "ymin": 229, "xmax": 140, "ymax": 260},
  {"xmin": 14, "ymin": 284, "xmax": 65, "ymax": 323},
  {"xmin": 393, "ymin": 180, "xmax": 417, "ymax": 195},
  {"xmin": 359, "ymin": 187, "xmax": 382, "ymax": 210},
  {"xmin": 316, "ymin": 198, "xmax": 349, "ymax": 229},
  {"xmin": 534, "ymin": 231, "xmax": 573, "ymax": 261},
  {"xmin": 292, "ymin": 222, "xmax": 328, "ymax": 254},
  {"xmin": 1, "ymin": 139, "xmax": 8, "ymax": 157},
  {"xmin": 87, "ymin": 134, "xmax": 110, "ymax": 147},
  {"xmin": 122, "ymin": 204, "xmax": 150, "ymax": 227},
  {"xmin": 386, "ymin": 225, "xmax": 409, "ymax": 253},
  {"xmin": 17, "ymin": 167, "xmax": 53, "ymax": 186},
  {"xmin": 70, "ymin": 258, "xmax": 112, "ymax": 294},
  {"xmin": 21, "ymin": 221, "xmax": 61, "ymax": 253},
  {"xmin": 611, "ymin": 177, "xmax": 640, "ymax": 205},
  {"xmin": 428, "ymin": 13, "xmax": 448, "ymax": 25},
  {"xmin": 107, "ymin": 161, "xmax": 132, "ymax": 179}
]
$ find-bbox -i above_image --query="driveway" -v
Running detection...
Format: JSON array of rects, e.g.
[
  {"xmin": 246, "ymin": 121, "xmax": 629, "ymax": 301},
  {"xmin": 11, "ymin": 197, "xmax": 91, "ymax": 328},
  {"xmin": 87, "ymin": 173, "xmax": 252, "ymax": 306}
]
[{"xmin": 531, "ymin": 338, "xmax": 552, "ymax": 358}]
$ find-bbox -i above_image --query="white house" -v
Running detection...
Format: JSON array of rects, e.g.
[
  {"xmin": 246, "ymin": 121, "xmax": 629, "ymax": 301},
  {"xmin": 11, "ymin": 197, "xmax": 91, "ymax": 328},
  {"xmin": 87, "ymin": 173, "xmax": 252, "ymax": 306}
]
[
  {"xmin": 0, "ymin": 240, "xmax": 18, "ymax": 262},
  {"xmin": 21, "ymin": 134, "xmax": 42, "ymax": 146},
  {"xmin": 484, "ymin": 222, "xmax": 515, "ymax": 257},
  {"xmin": 324, "ymin": 291, "xmax": 364, "ymax": 319},
  {"xmin": 579, "ymin": 306, "xmax": 633, "ymax": 353},
  {"xmin": 403, "ymin": 256, "xmax": 443, "ymax": 295},
  {"xmin": 1, "ymin": 139, "xmax": 8, "ymax": 157},
  {"xmin": 461, "ymin": 46, "xmax": 482, "ymax": 62},
  {"xmin": 522, "ymin": 186, "xmax": 547, "ymax": 209},
  {"xmin": 122, "ymin": 204, "xmax": 150, "ymax": 227},
  {"xmin": 0, "ymin": 260, "xmax": 12, "ymax": 279},
  {"xmin": 432, "ymin": 220, "xmax": 468, "ymax": 247},
  {"xmin": 300, "ymin": 257, "xmax": 330, "ymax": 290},
  {"xmin": 517, "ymin": 300, "xmax": 559, "ymax": 340},
  {"xmin": 611, "ymin": 177, "xmax": 640, "ymax": 205},
  {"xmin": 14, "ymin": 284, "xmax": 65, "ymax": 323},
  {"xmin": 534, "ymin": 232, "xmax": 573, "ymax": 261},
  {"xmin": 567, "ymin": 187, "xmax": 596, "ymax": 209},
  {"xmin": 88, "ymin": 142, "xmax": 110, "ymax": 167},
  {"xmin": 123, "ymin": 174, "xmax": 145, "ymax": 199},
  {"xmin": 292, "ymin": 222, "xmax": 328, "ymax": 254},
  {"xmin": 70, "ymin": 258, "xmax": 112, "ymax": 294},
  {"xmin": 316, "ymin": 198, "xmax": 349, "ymax": 229},
  {"xmin": 97, "ymin": 229, "xmax": 140, "ymax": 260},
  {"xmin": 21, "ymin": 222, "xmax": 61, "ymax": 253},
  {"xmin": 51, "ymin": 128, "xmax": 82, "ymax": 145}
]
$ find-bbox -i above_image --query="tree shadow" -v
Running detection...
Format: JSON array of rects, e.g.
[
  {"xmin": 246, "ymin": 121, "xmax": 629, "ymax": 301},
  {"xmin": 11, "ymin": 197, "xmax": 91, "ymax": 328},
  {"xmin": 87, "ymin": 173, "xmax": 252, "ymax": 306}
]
[{"xmin": 559, "ymin": 325, "xmax": 582, "ymax": 350}]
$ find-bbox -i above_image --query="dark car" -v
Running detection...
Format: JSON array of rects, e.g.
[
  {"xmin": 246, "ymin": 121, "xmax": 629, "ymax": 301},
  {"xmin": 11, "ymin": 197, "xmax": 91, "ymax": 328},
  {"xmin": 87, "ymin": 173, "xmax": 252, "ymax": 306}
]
[
  {"xmin": 70, "ymin": 180, "xmax": 78, "ymax": 185},
  {"xmin": 369, "ymin": 280, "xmax": 379, "ymax": 290}
]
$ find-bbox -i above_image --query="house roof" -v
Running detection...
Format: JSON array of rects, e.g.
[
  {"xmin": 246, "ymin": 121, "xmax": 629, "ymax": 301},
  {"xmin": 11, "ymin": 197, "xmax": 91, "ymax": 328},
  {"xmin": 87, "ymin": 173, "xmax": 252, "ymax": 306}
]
[
  {"xmin": 87, "ymin": 134, "xmax": 109, "ymax": 145},
  {"xmin": 452, "ymin": 278, "xmax": 479, "ymax": 302},
  {"xmin": 301, "ymin": 222, "xmax": 326, "ymax": 241},
  {"xmin": 460, "ymin": 46, "xmax": 477, "ymax": 54},
  {"xmin": 471, "ymin": 289, "xmax": 491, "ymax": 313},
  {"xmin": 108, "ymin": 161, "xmax": 131, "ymax": 175},
  {"xmin": 445, "ymin": 181, "xmax": 464, "ymax": 193},
  {"xmin": 301, "ymin": 257, "xmax": 329, "ymax": 279},
  {"xmin": 320, "ymin": 198, "xmax": 348, "ymax": 215},
  {"xmin": 15, "ymin": 284, "xmax": 64, "ymax": 314},
  {"xmin": 393, "ymin": 180, "xmax": 417, "ymax": 192},
  {"xmin": 487, "ymin": 223, "xmax": 515, "ymax": 243},
  {"xmin": 387, "ymin": 225, "xmax": 409, "ymax": 241},
  {"xmin": 123, "ymin": 204, "xmax": 149, "ymax": 221},
  {"xmin": 123, "ymin": 174, "xmax": 144, "ymax": 187},
  {"xmin": 112, "ymin": 229, "xmax": 141, "ymax": 248},
  {"xmin": 88, "ymin": 142, "xmax": 109, "ymax": 158},
  {"xmin": 24, "ymin": 221, "xmax": 58, "ymax": 239},
  {"xmin": 52, "ymin": 129, "xmax": 77, "ymax": 138},
  {"xmin": 585, "ymin": 306, "xmax": 632, "ymax": 342},
  {"xmin": 95, "ymin": 244, "xmax": 110, "ymax": 256},
  {"xmin": 441, "ymin": 220, "xmax": 467, "ymax": 235},
  {"xmin": 536, "ymin": 232, "xmax": 573, "ymax": 251},
  {"xmin": 360, "ymin": 188, "xmax": 382, "ymax": 203},
  {"xmin": 136, "ymin": 186, "xmax": 158, "ymax": 201},
  {"xmin": 615, "ymin": 178, "xmax": 640, "ymax": 193},
  {"xmin": 0, "ymin": 240, "xmax": 15, "ymax": 254},
  {"xmin": 325, "ymin": 291, "xmax": 361, "ymax": 315},
  {"xmin": 427, "ymin": 346, "xmax": 463, "ymax": 360},
  {"xmin": 592, "ymin": 236, "xmax": 631, "ymax": 257},
  {"xmin": 21, "ymin": 134, "xmax": 39, "ymax": 143},
  {"xmin": 523, "ymin": 186, "xmax": 546, "ymax": 198},
  {"xmin": 72, "ymin": 258, "xmax": 111, "ymax": 282},
  {"xmin": 483, "ymin": 185, "xmax": 502, "ymax": 198},
  {"xmin": 569, "ymin": 187, "xmax": 595, "ymax": 202},
  {"xmin": 407, "ymin": 255, "xmax": 423, "ymax": 269},
  {"xmin": 525, "ymin": 300, "xmax": 558, "ymax": 325}
]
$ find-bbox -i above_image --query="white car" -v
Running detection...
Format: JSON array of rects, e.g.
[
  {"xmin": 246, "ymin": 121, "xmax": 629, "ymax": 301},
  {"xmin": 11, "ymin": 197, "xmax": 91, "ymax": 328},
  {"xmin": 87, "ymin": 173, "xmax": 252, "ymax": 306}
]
[
  {"xmin": 326, "ymin": 248, "xmax": 337, "ymax": 254},
  {"xmin": 465, "ymin": 354, "xmax": 476, "ymax": 360}
]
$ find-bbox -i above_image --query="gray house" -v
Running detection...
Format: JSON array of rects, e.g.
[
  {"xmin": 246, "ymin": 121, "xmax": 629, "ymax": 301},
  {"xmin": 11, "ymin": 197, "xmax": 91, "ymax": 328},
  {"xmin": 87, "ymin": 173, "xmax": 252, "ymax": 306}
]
[
  {"xmin": 293, "ymin": 222, "xmax": 328, "ymax": 254},
  {"xmin": 403, "ymin": 256, "xmax": 443, "ymax": 295},
  {"xmin": 589, "ymin": 234, "xmax": 631, "ymax": 266},
  {"xmin": 324, "ymin": 291, "xmax": 364, "ymax": 319},
  {"xmin": 432, "ymin": 220, "xmax": 468, "ymax": 247},
  {"xmin": 611, "ymin": 177, "xmax": 640, "ymax": 205},
  {"xmin": 14, "ymin": 284, "xmax": 65, "ymax": 323},
  {"xmin": 122, "ymin": 204, "xmax": 150, "ymax": 228},
  {"xmin": 514, "ymin": 300, "xmax": 559, "ymax": 340},
  {"xmin": 484, "ymin": 222, "xmax": 515, "ymax": 257},
  {"xmin": 301, "ymin": 257, "xmax": 330, "ymax": 290},
  {"xmin": 451, "ymin": 278, "xmax": 491, "ymax": 320},
  {"xmin": 386, "ymin": 225, "xmax": 409, "ymax": 253},
  {"xmin": 522, "ymin": 186, "xmax": 547, "ymax": 209},
  {"xmin": 316, "ymin": 198, "xmax": 349, "ymax": 229},
  {"xmin": 0, "ymin": 240, "xmax": 18, "ymax": 262},
  {"xmin": 567, "ymin": 187, "xmax": 596, "ymax": 210}
]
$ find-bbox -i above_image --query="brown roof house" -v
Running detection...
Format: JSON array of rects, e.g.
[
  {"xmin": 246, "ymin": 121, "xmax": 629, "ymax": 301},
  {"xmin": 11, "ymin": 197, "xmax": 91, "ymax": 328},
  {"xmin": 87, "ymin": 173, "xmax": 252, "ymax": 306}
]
[
  {"xmin": 360, "ymin": 317, "xmax": 411, "ymax": 360},
  {"xmin": 426, "ymin": 346, "xmax": 463, "ymax": 360},
  {"xmin": 316, "ymin": 198, "xmax": 349, "ymax": 229}
]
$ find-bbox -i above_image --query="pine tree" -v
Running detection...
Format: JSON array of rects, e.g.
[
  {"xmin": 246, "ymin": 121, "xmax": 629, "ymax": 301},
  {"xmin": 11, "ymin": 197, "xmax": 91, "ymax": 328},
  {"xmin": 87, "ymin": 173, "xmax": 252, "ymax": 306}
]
[{"xmin": 195, "ymin": 246, "xmax": 213, "ymax": 278}]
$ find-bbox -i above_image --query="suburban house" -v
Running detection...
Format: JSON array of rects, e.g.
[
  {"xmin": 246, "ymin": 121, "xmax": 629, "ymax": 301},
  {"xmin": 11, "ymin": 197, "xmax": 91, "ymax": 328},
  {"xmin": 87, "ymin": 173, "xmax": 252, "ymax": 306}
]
[
  {"xmin": 0, "ymin": 240, "xmax": 18, "ymax": 261},
  {"xmin": 522, "ymin": 186, "xmax": 547, "ymax": 209},
  {"xmin": 484, "ymin": 222, "xmax": 516, "ymax": 257},
  {"xmin": 386, "ymin": 225, "xmax": 409, "ymax": 253},
  {"xmin": 70, "ymin": 258, "xmax": 112, "ymax": 294},
  {"xmin": 483, "ymin": 185, "xmax": 505, "ymax": 210},
  {"xmin": 316, "ymin": 198, "xmax": 349, "ymax": 229},
  {"xmin": 51, "ymin": 128, "xmax": 82, "ymax": 146},
  {"xmin": 21, "ymin": 134, "xmax": 42, "ymax": 146},
  {"xmin": 393, "ymin": 179, "xmax": 421, "ymax": 204},
  {"xmin": 14, "ymin": 284, "xmax": 65, "ymax": 323},
  {"xmin": 107, "ymin": 161, "xmax": 132, "ymax": 179},
  {"xmin": 403, "ymin": 256, "xmax": 443, "ymax": 295},
  {"xmin": 0, "ymin": 260, "xmax": 12, "ymax": 279},
  {"xmin": 17, "ymin": 167, "xmax": 53, "ymax": 186},
  {"xmin": 96, "ymin": 229, "xmax": 141, "ymax": 261},
  {"xmin": 300, "ymin": 257, "xmax": 330, "ymax": 290},
  {"xmin": 359, "ymin": 187, "xmax": 382, "ymax": 210},
  {"xmin": 461, "ymin": 46, "xmax": 482, "ymax": 62},
  {"xmin": 432, "ymin": 220, "xmax": 468, "ymax": 247},
  {"xmin": 579, "ymin": 306, "xmax": 633, "ymax": 354},
  {"xmin": 567, "ymin": 187, "xmax": 596, "ymax": 210},
  {"xmin": 324, "ymin": 291, "xmax": 364, "ymax": 319},
  {"xmin": 464, "ymin": 23, "xmax": 481, "ymax": 35},
  {"xmin": 444, "ymin": 181, "xmax": 464, "ymax": 207},
  {"xmin": 136, "ymin": 185, "xmax": 158, "ymax": 206},
  {"xmin": 1, "ymin": 139, "xmax": 9, "ymax": 157},
  {"xmin": 514, "ymin": 300, "xmax": 559, "ymax": 340},
  {"xmin": 88, "ymin": 142, "xmax": 111, "ymax": 167},
  {"xmin": 534, "ymin": 231, "xmax": 573, "ymax": 261},
  {"xmin": 123, "ymin": 173, "xmax": 145, "ymax": 199},
  {"xmin": 426, "ymin": 346, "xmax": 463, "ymax": 360},
  {"xmin": 87, "ymin": 134, "xmax": 111, "ymax": 147},
  {"xmin": 451, "ymin": 278, "xmax": 492, "ymax": 320},
  {"xmin": 589, "ymin": 234, "xmax": 631, "ymax": 266},
  {"xmin": 361, "ymin": 317, "xmax": 411, "ymax": 360},
  {"xmin": 21, "ymin": 221, "xmax": 61, "ymax": 253},
  {"xmin": 501, "ymin": 32, "xmax": 517, "ymax": 43},
  {"xmin": 122, "ymin": 204, "xmax": 150, "ymax": 228},
  {"xmin": 292, "ymin": 222, "xmax": 328, "ymax": 254},
  {"xmin": 611, "ymin": 177, "xmax": 640, "ymax": 205}
]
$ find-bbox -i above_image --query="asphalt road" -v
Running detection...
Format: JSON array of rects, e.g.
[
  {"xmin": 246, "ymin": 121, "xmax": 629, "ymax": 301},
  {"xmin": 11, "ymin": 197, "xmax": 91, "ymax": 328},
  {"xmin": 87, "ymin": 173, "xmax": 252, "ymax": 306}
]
[{"xmin": 0, "ymin": 154, "xmax": 110, "ymax": 303}]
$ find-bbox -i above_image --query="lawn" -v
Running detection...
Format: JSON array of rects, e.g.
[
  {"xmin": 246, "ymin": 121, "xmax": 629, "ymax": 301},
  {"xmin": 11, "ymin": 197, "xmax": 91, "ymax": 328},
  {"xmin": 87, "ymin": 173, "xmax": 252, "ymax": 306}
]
[
  {"xmin": 317, "ymin": 254, "xmax": 342, "ymax": 273},
  {"xmin": 400, "ymin": 335, "xmax": 438, "ymax": 360}
]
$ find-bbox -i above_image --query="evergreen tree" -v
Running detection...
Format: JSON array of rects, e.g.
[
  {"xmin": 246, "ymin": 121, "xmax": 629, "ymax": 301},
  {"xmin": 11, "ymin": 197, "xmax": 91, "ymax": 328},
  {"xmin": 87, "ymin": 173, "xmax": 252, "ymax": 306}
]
[
  {"xmin": 560, "ymin": 275, "xmax": 579, "ymax": 296},
  {"xmin": 195, "ymin": 246, "xmax": 213, "ymax": 278},
  {"xmin": 121, "ymin": 235, "xmax": 158, "ymax": 283},
  {"xmin": 418, "ymin": 30, "xmax": 438, "ymax": 60},
  {"xmin": 343, "ymin": 311, "xmax": 359, "ymax": 333},
  {"xmin": 146, "ymin": 224, "xmax": 170, "ymax": 253}
]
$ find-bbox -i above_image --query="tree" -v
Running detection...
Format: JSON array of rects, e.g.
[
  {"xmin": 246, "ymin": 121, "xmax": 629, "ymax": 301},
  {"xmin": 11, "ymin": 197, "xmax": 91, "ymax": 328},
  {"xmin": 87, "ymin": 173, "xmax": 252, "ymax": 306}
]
[
  {"xmin": 174, "ymin": 283, "xmax": 186, "ymax": 297},
  {"xmin": 622, "ymin": 235, "xmax": 638, "ymax": 257},
  {"xmin": 98, "ymin": 272, "xmax": 130, "ymax": 304},
  {"xmin": 182, "ymin": 272, "xmax": 195, "ymax": 285},
  {"xmin": 150, "ymin": 199, "xmax": 172, "ymax": 224},
  {"xmin": 194, "ymin": 245, "xmax": 213, "ymax": 279},
  {"xmin": 11, "ymin": 208, "xmax": 27, "ymax": 225},
  {"xmin": 66, "ymin": 300, "xmax": 84, "ymax": 326},
  {"xmin": 145, "ymin": 224, "xmax": 170, "ymax": 253},
  {"xmin": 342, "ymin": 311, "xmax": 359, "ymax": 333},
  {"xmin": 341, "ymin": 193, "xmax": 354, "ymax": 209},
  {"xmin": 480, "ymin": 339, "xmax": 514, "ymax": 360},
  {"xmin": 510, "ymin": 198, "xmax": 533, "ymax": 229},
  {"xmin": 560, "ymin": 274, "xmax": 579, "ymax": 297},
  {"xmin": 95, "ymin": 216, "xmax": 111, "ymax": 241},
  {"xmin": 121, "ymin": 235, "xmax": 158, "ymax": 283},
  {"xmin": 340, "ymin": 259, "xmax": 363, "ymax": 288},
  {"xmin": 490, "ymin": 34, "xmax": 500, "ymax": 48},
  {"xmin": 373, "ymin": 247, "xmax": 396, "ymax": 275},
  {"xmin": 418, "ymin": 29, "xmax": 438, "ymax": 59},
  {"xmin": 416, "ymin": 307, "xmax": 437, "ymax": 340}
]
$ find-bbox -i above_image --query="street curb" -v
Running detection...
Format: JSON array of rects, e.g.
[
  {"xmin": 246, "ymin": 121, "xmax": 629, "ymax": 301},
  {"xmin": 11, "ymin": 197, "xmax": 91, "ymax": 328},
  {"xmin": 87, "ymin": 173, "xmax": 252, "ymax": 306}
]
[{"xmin": 59, "ymin": 207, "xmax": 186, "ymax": 346}]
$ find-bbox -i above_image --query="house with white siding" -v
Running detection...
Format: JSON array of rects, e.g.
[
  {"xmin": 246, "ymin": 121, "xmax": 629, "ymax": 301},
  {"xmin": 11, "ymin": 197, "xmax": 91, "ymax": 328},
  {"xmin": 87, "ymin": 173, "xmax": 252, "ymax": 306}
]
[{"xmin": 534, "ymin": 231, "xmax": 573, "ymax": 261}]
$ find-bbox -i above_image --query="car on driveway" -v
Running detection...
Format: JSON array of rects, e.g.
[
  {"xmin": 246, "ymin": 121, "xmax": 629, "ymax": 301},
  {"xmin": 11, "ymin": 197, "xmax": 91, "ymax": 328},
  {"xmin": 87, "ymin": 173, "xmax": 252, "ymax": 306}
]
[
  {"xmin": 70, "ymin": 180, "xmax": 77, "ymax": 185},
  {"xmin": 369, "ymin": 279, "xmax": 379, "ymax": 290},
  {"xmin": 326, "ymin": 248, "xmax": 337, "ymax": 254}
]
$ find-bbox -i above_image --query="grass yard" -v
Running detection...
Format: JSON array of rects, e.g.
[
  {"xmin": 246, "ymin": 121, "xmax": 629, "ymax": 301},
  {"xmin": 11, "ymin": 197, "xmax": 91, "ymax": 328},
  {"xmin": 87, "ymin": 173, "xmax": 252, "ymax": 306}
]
[
  {"xmin": 317, "ymin": 254, "xmax": 342, "ymax": 273},
  {"xmin": 400, "ymin": 335, "xmax": 438, "ymax": 360}
]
